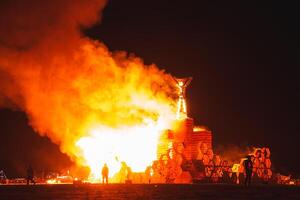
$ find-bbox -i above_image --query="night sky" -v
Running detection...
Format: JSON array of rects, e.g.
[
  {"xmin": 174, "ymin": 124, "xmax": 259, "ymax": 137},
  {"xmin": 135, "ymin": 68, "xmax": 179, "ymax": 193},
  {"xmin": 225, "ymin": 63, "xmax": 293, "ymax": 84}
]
[{"xmin": 1, "ymin": 1, "xmax": 299, "ymax": 177}]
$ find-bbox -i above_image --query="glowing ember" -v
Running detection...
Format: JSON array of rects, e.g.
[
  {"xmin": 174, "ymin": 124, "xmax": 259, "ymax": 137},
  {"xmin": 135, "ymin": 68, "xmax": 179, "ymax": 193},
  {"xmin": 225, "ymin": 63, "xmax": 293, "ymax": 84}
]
[
  {"xmin": 193, "ymin": 126, "xmax": 208, "ymax": 132},
  {"xmin": 46, "ymin": 179, "xmax": 57, "ymax": 184}
]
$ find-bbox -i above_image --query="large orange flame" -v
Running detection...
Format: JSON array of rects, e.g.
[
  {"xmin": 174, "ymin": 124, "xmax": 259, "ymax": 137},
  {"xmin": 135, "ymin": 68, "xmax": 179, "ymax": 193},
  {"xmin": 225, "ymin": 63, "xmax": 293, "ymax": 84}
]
[
  {"xmin": 0, "ymin": 1, "xmax": 178, "ymax": 182},
  {"xmin": 76, "ymin": 117, "xmax": 173, "ymax": 181}
]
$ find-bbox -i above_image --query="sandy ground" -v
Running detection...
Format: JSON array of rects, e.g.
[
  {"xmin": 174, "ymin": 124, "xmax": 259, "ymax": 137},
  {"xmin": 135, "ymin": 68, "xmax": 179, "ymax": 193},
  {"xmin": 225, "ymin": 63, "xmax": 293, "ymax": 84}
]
[{"xmin": 0, "ymin": 184, "xmax": 299, "ymax": 200}]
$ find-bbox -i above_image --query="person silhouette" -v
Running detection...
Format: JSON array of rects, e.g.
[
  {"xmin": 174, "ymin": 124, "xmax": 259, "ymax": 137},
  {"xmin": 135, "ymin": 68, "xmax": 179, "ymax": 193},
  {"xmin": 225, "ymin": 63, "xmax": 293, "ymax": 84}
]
[
  {"xmin": 101, "ymin": 163, "xmax": 109, "ymax": 184},
  {"xmin": 244, "ymin": 155, "xmax": 253, "ymax": 186},
  {"xmin": 26, "ymin": 165, "xmax": 36, "ymax": 185},
  {"xmin": 0, "ymin": 170, "xmax": 7, "ymax": 184}
]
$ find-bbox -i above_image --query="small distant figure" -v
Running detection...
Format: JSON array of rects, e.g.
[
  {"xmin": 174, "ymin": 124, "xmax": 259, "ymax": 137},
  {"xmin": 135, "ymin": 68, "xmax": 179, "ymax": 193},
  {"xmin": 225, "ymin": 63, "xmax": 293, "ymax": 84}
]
[
  {"xmin": 0, "ymin": 170, "xmax": 7, "ymax": 184},
  {"xmin": 26, "ymin": 165, "xmax": 36, "ymax": 185},
  {"xmin": 244, "ymin": 155, "xmax": 253, "ymax": 186},
  {"xmin": 102, "ymin": 163, "xmax": 109, "ymax": 184},
  {"xmin": 125, "ymin": 166, "xmax": 133, "ymax": 184}
]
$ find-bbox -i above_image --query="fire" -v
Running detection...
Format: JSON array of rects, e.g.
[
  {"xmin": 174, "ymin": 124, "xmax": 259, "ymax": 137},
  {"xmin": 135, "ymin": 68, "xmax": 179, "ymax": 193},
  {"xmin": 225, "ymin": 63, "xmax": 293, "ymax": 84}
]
[
  {"xmin": 76, "ymin": 116, "xmax": 173, "ymax": 181},
  {"xmin": 0, "ymin": 0, "xmax": 180, "ymax": 182},
  {"xmin": 46, "ymin": 179, "xmax": 57, "ymax": 184},
  {"xmin": 0, "ymin": 38, "xmax": 178, "ymax": 181},
  {"xmin": 1, "ymin": 1, "xmax": 289, "ymax": 185}
]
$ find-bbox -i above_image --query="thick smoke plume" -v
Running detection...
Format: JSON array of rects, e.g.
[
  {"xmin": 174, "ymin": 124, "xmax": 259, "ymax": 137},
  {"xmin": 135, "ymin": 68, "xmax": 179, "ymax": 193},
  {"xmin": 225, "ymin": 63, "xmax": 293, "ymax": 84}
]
[{"xmin": 0, "ymin": 0, "xmax": 176, "ymax": 168}]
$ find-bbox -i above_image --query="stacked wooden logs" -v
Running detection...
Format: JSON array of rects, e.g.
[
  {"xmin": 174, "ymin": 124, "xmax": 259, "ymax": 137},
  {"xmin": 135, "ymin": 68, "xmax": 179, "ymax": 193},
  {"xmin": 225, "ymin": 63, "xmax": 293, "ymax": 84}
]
[
  {"xmin": 188, "ymin": 127, "xmax": 213, "ymax": 160},
  {"xmin": 154, "ymin": 120, "xmax": 273, "ymax": 183},
  {"xmin": 230, "ymin": 147, "xmax": 273, "ymax": 183},
  {"xmin": 187, "ymin": 140, "xmax": 227, "ymax": 180},
  {"xmin": 190, "ymin": 145, "xmax": 273, "ymax": 182},
  {"xmin": 251, "ymin": 147, "xmax": 272, "ymax": 180},
  {"xmin": 152, "ymin": 145, "xmax": 184, "ymax": 183},
  {"xmin": 154, "ymin": 125, "xmax": 216, "ymax": 182},
  {"xmin": 156, "ymin": 130, "xmax": 172, "ymax": 159}
]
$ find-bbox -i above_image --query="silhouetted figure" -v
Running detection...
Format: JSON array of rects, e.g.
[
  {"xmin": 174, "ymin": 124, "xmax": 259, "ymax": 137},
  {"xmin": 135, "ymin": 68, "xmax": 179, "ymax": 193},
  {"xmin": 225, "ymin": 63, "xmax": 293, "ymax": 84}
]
[
  {"xmin": 26, "ymin": 166, "xmax": 36, "ymax": 185},
  {"xmin": 0, "ymin": 170, "xmax": 7, "ymax": 184},
  {"xmin": 244, "ymin": 155, "xmax": 253, "ymax": 186},
  {"xmin": 102, "ymin": 163, "xmax": 109, "ymax": 184}
]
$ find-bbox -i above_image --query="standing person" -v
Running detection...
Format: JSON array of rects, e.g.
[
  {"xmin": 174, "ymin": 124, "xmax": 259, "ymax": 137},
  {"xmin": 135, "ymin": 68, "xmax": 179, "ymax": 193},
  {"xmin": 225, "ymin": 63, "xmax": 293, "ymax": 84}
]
[
  {"xmin": 102, "ymin": 163, "xmax": 109, "ymax": 184},
  {"xmin": 26, "ymin": 165, "xmax": 36, "ymax": 185},
  {"xmin": 244, "ymin": 155, "xmax": 253, "ymax": 186},
  {"xmin": 0, "ymin": 170, "xmax": 7, "ymax": 184}
]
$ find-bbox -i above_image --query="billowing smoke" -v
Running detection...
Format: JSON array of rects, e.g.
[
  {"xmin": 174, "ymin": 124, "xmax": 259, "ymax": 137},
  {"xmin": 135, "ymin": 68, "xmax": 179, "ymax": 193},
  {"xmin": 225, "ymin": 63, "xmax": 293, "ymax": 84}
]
[
  {"xmin": 215, "ymin": 145, "xmax": 251, "ymax": 164},
  {"xmin": 0, "ymin": 0, "xmax": 177, "ymax": 171},
  {"xmin": 0, "ymin": 0, "xmax": 108, "ymax": 108}
]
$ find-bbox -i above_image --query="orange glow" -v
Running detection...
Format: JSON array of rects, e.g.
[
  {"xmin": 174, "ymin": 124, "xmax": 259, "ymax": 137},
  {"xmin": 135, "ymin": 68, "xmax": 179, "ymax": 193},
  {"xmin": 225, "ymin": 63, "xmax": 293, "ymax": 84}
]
[
  {"xmin": 46, "ymin": 179, "xmax": 57, "ymax": 184},
  {"xmin": 193, "ymin": 126, "xmax": 207, "ymax": 132},
  {"xmin": 176, "ymin": 97, "xmax": 187, "ymax": 119},
  {"xmin": 178, "ymin": 81, "xmax": 184, "ymax": 87},
  {"xmin": 174, "ymin": 78, "xmax": 191, "ymax": 119},
  {"xmin": 0, "ymin": 39, "xmax": 178, "ymax": 182},
  {"xmin": 76, "ymin": 116, "xmax": 174, "ymax": 182},
  {"xmin": 0, "ymin": 0, "xmax": 180, "ymax": 183},
  {"xmin": 231, "ymin": 164, "xmax": 240, "ymax": 173}
]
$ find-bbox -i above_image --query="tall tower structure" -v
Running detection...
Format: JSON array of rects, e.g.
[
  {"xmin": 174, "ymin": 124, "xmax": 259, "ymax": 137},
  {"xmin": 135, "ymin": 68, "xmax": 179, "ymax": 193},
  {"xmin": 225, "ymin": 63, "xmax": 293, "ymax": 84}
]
[{"xmin": 174, "ymin": 77, "xmax": 192, "ymax": 120}]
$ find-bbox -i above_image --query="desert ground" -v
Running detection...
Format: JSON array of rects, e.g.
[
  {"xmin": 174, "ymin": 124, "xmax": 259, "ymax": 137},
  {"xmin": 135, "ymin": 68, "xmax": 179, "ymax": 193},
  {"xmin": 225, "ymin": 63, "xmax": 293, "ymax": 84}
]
[{"xmin": 0, "ymin": 184, "xmax": 300, "ymax": 200}]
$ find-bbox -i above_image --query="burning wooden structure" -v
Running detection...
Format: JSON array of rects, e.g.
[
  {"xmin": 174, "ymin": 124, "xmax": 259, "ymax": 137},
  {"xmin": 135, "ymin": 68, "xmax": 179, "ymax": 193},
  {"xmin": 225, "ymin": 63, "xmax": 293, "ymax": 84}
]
[
  {"xmin": 61, "ymin": 75, "xmax": 274, "ymax": 184},
  {"xmin": 127, "ymin": 77, "xmax": 274, "ymax": 184}
]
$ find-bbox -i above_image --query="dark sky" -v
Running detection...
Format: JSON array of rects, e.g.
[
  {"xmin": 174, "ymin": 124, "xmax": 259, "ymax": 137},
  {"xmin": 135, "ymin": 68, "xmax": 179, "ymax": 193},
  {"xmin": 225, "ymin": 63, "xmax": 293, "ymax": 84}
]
[{"xmin": 1, "ymin": 1, "xmax": 299, "ymax": 177}]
